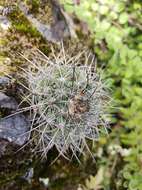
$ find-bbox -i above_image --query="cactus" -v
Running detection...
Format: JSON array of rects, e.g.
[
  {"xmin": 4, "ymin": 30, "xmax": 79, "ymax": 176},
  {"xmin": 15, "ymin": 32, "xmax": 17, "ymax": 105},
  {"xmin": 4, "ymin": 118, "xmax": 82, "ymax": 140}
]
[{"xmin": 20, "ymin": 45, "xmax": 110, "ymax": 160}]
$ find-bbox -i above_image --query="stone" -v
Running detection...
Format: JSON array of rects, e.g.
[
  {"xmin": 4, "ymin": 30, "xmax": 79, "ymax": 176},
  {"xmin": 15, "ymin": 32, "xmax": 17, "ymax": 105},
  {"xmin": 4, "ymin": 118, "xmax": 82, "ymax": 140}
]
[
  {"xmin": 0, "ymin": 77, "xmax": 10, "ymax": 86},
  {"xmin": 0, "ymin": 15, "xmax": 11, "ymax": 30},
  {"xmin": 0, "ymin": 92, "xmax": 18, "ymax": 110},
  {"xmin": 0, "ymin": 114, "xmax": 30, "ymax": 146}
]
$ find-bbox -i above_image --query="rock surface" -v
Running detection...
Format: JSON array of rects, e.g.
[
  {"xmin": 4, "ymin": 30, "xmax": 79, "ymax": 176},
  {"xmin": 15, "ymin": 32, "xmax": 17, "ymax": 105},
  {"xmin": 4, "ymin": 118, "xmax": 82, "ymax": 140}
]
[
  {"xmin": 0, "ymin": 15, "xmax": 11, "ymax": 30},
  {"xmin": 0, "ymin": 114, "xmax": 30, "ymax": 146},
  {"xmin": 0, "ymin": 91, "xmax": 30, "ymax": 149},
  {"xmin": 0, "ymin": 92, "xmax": 18, "ymax": 110},
  {"xmin": 18, "ymin": 2, "xmax": 76, "ymax": 43},
  {"xmin": 0, "ymin": 77, "xmax": 10, "ymax": 86}
]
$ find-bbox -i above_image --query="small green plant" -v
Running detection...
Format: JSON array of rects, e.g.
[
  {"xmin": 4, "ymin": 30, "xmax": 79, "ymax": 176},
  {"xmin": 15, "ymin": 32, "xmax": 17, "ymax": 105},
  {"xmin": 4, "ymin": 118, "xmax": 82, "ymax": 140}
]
[{"xmin": 20, "ymin": 45, "xmax": 110, "ymax": 160}]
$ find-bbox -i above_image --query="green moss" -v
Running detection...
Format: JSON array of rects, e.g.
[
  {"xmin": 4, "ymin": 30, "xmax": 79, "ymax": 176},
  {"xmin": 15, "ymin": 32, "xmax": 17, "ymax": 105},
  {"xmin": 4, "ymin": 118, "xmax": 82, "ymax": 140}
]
[
  {"xmin": 9, "ymin": 9, "xmax": 41, "ymax": 38},
  {"xmin": 14, "ymin": 23, "xmax": 40, "ymax": 37},
  {"xmin": 25, "ymin": 0, "xmax": 40, "ymax": 13},
  {"xmin": 0, "ymin": 146, "xmax": 32, "ymax": 187},
  {"xmin": 0, "ymin": 39, "xmax": 6, "ymax": 46}
]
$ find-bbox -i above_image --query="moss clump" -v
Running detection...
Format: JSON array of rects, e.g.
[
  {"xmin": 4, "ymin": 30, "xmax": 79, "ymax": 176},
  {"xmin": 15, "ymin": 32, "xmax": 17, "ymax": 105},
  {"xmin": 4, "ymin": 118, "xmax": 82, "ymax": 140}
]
[
  {"xmin": 9, "ymin": 9, "xmax": 41, "ymax": 38},
  {"xmin": 25, "ymin": 0, "xmax": 40, "ymax": 13}
]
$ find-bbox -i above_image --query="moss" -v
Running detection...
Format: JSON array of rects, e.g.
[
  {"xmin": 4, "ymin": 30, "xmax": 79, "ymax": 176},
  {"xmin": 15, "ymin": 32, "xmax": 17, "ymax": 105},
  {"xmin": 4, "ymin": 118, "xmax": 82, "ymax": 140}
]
[
  {"xmin": 0, "ymin": 39, "xmax": 7, "ymax": 46},
  {"xmin": 9, "ymin": 9, "xmax": 41, "ymax": 38},
  {"xmin": 25, "ymin": 0, "xmax": 40, "ymax": 13},
  {"xmin": 14, "ymin": 23, "xmax": 40, "ymax": 37},
  {"xmin": 0, "ymin": 145, "xmax": 33, "ymax": 188}
]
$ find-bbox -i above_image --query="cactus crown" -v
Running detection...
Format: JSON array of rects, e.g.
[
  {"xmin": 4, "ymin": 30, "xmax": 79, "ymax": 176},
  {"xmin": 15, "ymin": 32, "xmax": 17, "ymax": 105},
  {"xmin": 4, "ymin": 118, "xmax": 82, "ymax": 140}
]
[{"xmin": 21, "ymin": 45, "xmax": 110, "ymax": 160}]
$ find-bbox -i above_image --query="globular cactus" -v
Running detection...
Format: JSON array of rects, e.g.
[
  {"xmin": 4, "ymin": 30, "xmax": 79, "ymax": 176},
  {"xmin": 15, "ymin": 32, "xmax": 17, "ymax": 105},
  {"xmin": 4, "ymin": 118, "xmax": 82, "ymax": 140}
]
[{"xmin": 20, "ymin": 45, "xmax": 110, "ymax": 160}]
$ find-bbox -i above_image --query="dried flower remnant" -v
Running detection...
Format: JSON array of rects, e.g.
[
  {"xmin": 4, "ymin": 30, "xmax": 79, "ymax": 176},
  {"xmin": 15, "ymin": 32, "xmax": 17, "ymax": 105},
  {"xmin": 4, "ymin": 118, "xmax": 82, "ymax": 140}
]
[
  {"xmin": 68, "ymin": 92, "xmax": 90, "ymax": 119},
  {"xmin": 20, "ymin": 45, "xmax": 111, "ymax": 160}
]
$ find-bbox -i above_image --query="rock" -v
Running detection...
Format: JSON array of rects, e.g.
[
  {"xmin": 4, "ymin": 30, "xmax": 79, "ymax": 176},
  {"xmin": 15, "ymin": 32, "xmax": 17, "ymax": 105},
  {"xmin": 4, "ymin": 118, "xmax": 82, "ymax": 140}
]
[
  {"xmin": 0, "ymin": 76, "xmax": 10, "ymax": 86},
  {"xmin": 0, "ymin": 114, "xmax": 30, "ymax": 146},
  {"xmin": 0, "ymin": 92, "xmax": 18, "ymax": 110},
  {"xmin": 39, "ymin": 177, "xmax": 49, "ymax": 188},
  {"xmin": 52, "ymin": 0, "xmax": 77, "ymax": 39},
  {"xmin": 0, "ymin": 15, "xmax": 11, "ymax": 30},
  {"xmin": 0, "ymin": 92, "xmax": 29, "ymax": 147},
  {"xmin": 18, "ymin": 2, "xmax": 59, "ymax": 44},
  {"xmin": 21, "ymin": 168, "xmax": 34, "ymax": 183},
  {"xmin": 0, "ymin": 6, "xmax": 15, "ymax": 16},
  {"xmin": 18, "ymin": 2, "xmax": 77, "ymax": 43},
  {"xmin": 0, "ymin": 139, "xmax": 8, "ymax": 157},
  {"xmin": 51, "ymin": 20, "xmax": 69, "ymax": 41}
]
